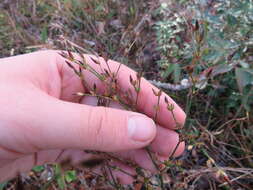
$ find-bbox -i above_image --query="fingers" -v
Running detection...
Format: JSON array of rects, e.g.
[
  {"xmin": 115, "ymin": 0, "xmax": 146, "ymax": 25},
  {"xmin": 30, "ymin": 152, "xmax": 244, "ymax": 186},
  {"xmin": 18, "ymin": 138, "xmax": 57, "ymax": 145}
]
[
  {"xmin": 150, "ymin": 126, "xmax": 185, "ymax": 157},
  {"xmin": 0, "ymin": 150, "xmax": 65, "ymax": 183},
  {"xmin": 16, "ymin": 91, "xmax": 156, "ymax": 153},
  {"xmin": 54, "ymin": 51, "xmax": 186, "ymax": 129},
  {"xmin": 116, "ymin": 149, "xmax": 157, "ymax": 172},
  {"xmin": 0, "ymin": 155, "xmax": 34, "ymax": 182},
  {"xmin": 82, "ymin": 96, "xmax": 185, "ymax": 158},
  {"xmin": 42, "ymin": 149, "xmax": 136, "ymax": 184},
  {"xmin": 116, "ymin": 126, "xmax": 185, "ymax": 171},
  {"xmin": 55, "ymin": 150, "xmax": 137, "ymax": 185},
  {"xmin": 105, "ymin": 161, "xmax": 136, "ymax": 184},
  {"xmin": 2, "ymin": 50, "xmax": 185, "ymax": 130}
]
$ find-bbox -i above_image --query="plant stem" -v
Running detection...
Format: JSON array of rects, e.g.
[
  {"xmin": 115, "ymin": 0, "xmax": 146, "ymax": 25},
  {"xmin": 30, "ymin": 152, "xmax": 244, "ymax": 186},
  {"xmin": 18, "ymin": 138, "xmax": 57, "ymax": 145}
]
[{"xmin": 154, "ymin": 94, "xmax": 161, "ymax": 122}]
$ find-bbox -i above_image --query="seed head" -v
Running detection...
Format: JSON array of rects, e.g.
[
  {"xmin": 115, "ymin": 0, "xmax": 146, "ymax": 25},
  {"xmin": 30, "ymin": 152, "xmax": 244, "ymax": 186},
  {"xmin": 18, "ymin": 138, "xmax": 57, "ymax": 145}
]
[
  {"xmin": 68, "ymin": 50, "xmax": 74, "ymax": 61},
  {"xmin": 167, "ymin": 103, "xmax": 174, "ymax": 111},
  {"xmin": 164, "ymin": 96, "xmax": 169, "ymax": 104}
]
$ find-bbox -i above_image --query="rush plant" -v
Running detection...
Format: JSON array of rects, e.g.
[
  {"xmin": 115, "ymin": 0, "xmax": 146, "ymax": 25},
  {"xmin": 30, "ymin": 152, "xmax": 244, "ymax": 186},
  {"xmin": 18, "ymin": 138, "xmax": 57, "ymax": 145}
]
[{"xmin": 59, "ymin": 47, "xmax": 184, "ymax": 189}]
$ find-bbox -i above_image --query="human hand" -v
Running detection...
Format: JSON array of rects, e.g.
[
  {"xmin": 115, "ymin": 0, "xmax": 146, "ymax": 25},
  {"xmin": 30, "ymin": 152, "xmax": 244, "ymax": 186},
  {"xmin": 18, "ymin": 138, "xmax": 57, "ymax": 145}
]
[{"xmin": 0, "ymin": 50, "xmax": 185, "ymax": 184}]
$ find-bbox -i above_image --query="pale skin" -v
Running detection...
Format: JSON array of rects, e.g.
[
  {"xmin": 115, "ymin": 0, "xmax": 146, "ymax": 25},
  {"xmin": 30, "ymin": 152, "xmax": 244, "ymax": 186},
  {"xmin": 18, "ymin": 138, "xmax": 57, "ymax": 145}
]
[{"xmin": 0, "ymin": 50, "xmax": 186, "ymax": 184}]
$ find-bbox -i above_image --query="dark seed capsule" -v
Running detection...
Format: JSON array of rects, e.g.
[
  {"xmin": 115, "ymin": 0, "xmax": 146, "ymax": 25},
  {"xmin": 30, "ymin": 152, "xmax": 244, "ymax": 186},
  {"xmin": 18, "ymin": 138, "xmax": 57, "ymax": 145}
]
[
  {"xmin": 68, "ymin": 50, "xmax": 74, "ymax": 60},
  {"xmin": 90, "ymin": 56, "xmax": 101, "ymax": 65},
  {"xmin": 93, "ymin": 83, "xmax": 97, "ymax": 91},
  {"xmin": 58, "ymin": 52, "xmax": 68, "ymax": 58},
  {"xmin": 205, "ymin": 67, "xmax": 213, "ymax": 78},
  {"xmin": 158, "ymin": 89, "xmax": 162, "ymax": 97},
  {"xmin": 137, "ymin": 71, "xmax": 142, "ymax": 79},
  {"xmin": 152, "ymin": 88, "xmax": 158, "ymax": 96},
  {"xmin": 185, "ymin": 65, "xmax": 194, "ymax": 74},
  {"xmin": 129, "ymin": 75, "xmax": 134, "ymax": 84},
  {"xmin": 65, "ymin": 60, "xmax": 75, "ymax": 69},
  {"xmin": 165, "ymin": 96, "xmax": 169, "ymax": 104},
  {"xmin": 104, "ymin": 69, "xmax": 110, "ymax": 77},
  {"xmin": 194, "ymin": 20, "xmax": 199, "ymax": 31}
]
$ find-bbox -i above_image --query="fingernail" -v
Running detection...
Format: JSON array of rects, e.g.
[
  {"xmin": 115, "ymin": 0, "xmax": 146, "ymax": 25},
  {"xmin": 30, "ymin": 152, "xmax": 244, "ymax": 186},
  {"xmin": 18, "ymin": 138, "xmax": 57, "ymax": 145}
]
[{"xmin": 128, "ymin": 116, "xmax": 156, "ymax": 142}]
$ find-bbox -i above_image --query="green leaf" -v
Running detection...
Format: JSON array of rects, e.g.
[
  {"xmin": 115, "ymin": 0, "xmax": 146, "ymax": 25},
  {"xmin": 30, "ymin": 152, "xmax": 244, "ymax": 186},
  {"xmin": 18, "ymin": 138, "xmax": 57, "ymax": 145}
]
[
  {"xmin": 54, "ymin": 164, "xmax": 61, "ymax": 175},
  {"xmin": 241, "ymin": 85, "xmax": 253, "ymax": 112},
  {"xmin": 0, "ymin": 182, "xmax": 7, "ymax": 190},
  {"xmin": 65, "ymin": 170, "xmax": 77, "ymax": 183},
  {"xmin": 32, "ymin": 165, "xmax": 45, "ymax": 172},
  {"xmin": 211, "ymin": 64, "xmax": 234, "ymax": 77},
  {"xmin": 161, "ymin": 63, "xmax": 174, "ymax": 79},
  {"xmin": 41, "ymin": 27, "xmax": 48, "ymax": 42},
  {"xmin": 56, "ymin": 175, "xmax": 66, "ymax": 190},
  {"xmin": 173, "ymin": 63, "xmax": 181, "ymax": 83},
  {"xmin": 54, "ymin": 164, "xmax": 66, "ymax": 190},
  {"xmin": 227, "ymin": 14, "xmax": 238, "ymax": 26},
  {"xmin": 235, "ymin": 68, "xmax": 253, "ymax": 92},
  {"xmin": 203, "ymin": 50, "xmax": 224, "ymax": 63}
]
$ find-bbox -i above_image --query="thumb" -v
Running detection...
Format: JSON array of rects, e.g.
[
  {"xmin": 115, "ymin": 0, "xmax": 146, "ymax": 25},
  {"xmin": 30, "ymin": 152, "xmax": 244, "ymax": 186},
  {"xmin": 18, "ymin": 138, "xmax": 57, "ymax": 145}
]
[{"xmin": 22, "ymin": 94, "xmax": 156, "ymax": 152}]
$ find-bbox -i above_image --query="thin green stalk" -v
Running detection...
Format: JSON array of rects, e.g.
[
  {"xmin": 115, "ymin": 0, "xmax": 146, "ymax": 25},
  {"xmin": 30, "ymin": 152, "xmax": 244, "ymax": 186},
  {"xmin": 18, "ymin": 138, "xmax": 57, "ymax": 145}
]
[
  {"xmin": 135, "ymin": 75, "xmax": 142, "ymax": 107},
  {"xmin": 145, "ymin": 90, "xmax": 164, "ymax": 189},
  {"xmin": 154, "ymin": 94, "xmax": 161, "ymax": 122},
  {"xmin": 145, "ymin": 147, "xmax": 164, "ymax": 188},
  {"xmin": 169, "ymin": 141, "xmax": 181, "ymax": 160},
  {"xmin": 105, "ymin": 163, "xmax": 122, "ymax": 190},
  {"xmin": 185, "ymin": 89, "xmax": 193, "ymax": 116},
  {"xmin": 108, "ymin": 165, "xmax": 136, "ymax": 178}
]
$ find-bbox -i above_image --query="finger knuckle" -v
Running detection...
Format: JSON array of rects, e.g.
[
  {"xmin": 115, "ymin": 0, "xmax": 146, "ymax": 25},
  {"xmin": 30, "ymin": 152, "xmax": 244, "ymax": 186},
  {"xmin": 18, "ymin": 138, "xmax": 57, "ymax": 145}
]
[{"xmin": 87, "ymin": 106, "xmax": 109, "ymax": 148}]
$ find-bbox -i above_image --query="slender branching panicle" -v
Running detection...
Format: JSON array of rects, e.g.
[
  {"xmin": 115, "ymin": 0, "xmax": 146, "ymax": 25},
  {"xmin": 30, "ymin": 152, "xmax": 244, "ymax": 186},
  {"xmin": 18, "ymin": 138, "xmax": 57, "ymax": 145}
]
[{"xmin": 59, "ymin": 46, "xmax": 185, "ymax": 189}]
